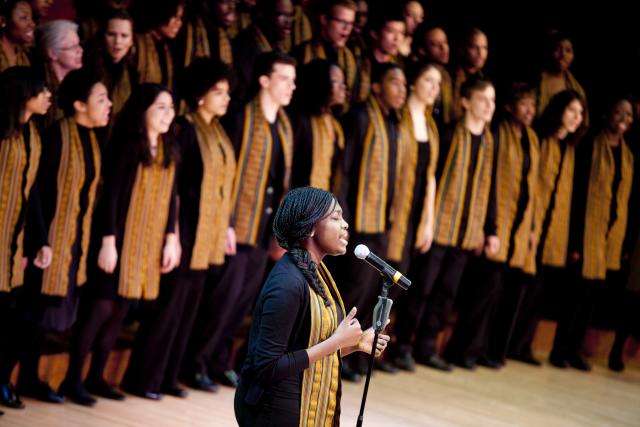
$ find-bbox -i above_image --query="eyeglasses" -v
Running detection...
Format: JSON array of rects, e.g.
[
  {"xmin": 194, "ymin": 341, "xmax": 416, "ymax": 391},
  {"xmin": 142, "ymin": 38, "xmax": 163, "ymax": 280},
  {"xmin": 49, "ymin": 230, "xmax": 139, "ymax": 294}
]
[
  {"xmin": 329, "ymin": 16, "xmax": 355, "ymax": 30},
  {"xmin": 331, "ymin": 80, "xmax": 346, "ymax": 88},
  {"xmin": 58, "ymin": 44, "xmax": 82, "ymax": 52}
]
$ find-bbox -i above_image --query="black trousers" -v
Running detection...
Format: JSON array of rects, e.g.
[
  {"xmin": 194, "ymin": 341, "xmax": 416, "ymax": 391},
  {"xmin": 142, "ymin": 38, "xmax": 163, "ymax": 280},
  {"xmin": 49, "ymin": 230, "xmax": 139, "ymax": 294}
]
[
  {"xmin": 394, "ymin": 244, "xmax": 469, "ymax": 357},
  {"xmin": 183, "ymin": 245, "xmax": 268, "ymax": 378},
  {"xmin": 444, "ymin": 256, "xmax": 503, "ymax": 361},
  {"xmin": 550, "ymin": 264, "xmax": 601, "ymax": 360},
  {"xmin": 488, "ymin": 267, "xmax": 536, "ymax": 363},
  {"xmin": 123, "ymin": 267, "xmax": 210, "ymax": 392},
  {"xmin": 0, "ymin": 292, "xmax": 45, "ymax": 386},
  {"xmin": 508, "ymin": 266, "xmax": 557, "ymax": 357},
  {"xmin": 234, "ymin": 382, "xmax": 300, "ymax": 427}
]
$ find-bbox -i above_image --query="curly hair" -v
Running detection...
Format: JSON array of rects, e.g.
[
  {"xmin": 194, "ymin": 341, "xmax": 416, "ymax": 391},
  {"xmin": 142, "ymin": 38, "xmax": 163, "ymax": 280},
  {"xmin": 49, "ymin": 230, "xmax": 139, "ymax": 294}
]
[{"xmin": 272, "ymin": 187, "xmax": 337, "ymax": 306}]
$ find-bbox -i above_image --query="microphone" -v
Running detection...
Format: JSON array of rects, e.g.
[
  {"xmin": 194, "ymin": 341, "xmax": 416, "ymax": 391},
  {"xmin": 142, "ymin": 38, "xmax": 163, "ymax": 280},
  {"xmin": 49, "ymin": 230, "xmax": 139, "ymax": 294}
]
[{"xmin": 354, "ymin": 244, "xmax": 411, "ymax": 290}]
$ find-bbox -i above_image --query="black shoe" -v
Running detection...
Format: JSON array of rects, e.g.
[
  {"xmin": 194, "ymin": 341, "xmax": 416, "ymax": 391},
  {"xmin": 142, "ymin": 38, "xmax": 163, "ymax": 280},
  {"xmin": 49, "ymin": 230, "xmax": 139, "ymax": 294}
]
[
  {"xmin": 0, "ymin": 384, "xmax": 25, "ymax": 409},
  {"xmin": 393, "ymin": 353, "xmax": 416, "ymax": 372},
  {"xmin": 162, "ymin": 386, "xmax": 188, "ymax": 398},
  {"xmin": 417, "ymin": 355, "xmax": 453, "ymax": 372},
  {"xmin": 85, "ymin": 379, "xmax": 125, "ymax": 401},
  {"xmin": 608, "ymin": 355, "xmax": 625, "ymax": 372},
  {"xmin": 374, "ymin": 359, "xmax": 399, "ymax": 374},
  {"xmin": 59, "ymin": 381, "xmax": 96, "ymax": 407},
  {"xmin": 217, "ymin": 370, "xmax": 239, "ymax": 388},
  {"xmin": 508, "ymin": 351, "xmax": 542, "ymax": 366},
  {"xmin": 476, "ymin": 356, "xmax": 503, "ymax": 369},
  {"xmin": 187, "ymin": 373, "xmax": 219, "ymax": 393},
  {"xmin": 450, "ymin": 356, "xmax": 476, "ymax": 370},
  {"xmin": 568, "ymin": 355, "xmax": 591, "ymax": 372},
  {"xmin": 340, "ymin": 363, "xmax": 362, "ymax": 383},
  {"xmin": 548, "ymin": 353, "xmax": 569, "ymax": 369},
  {"xmin": 18, "ymin": 381, "xmax": 64, "ymax": 404}
]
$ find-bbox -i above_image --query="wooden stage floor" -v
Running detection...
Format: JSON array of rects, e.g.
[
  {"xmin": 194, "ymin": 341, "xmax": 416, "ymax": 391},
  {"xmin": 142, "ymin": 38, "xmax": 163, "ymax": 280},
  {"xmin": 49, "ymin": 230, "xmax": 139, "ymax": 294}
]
[{"xmin": 2, "ymin": 354, "xmax": 639, "ymax": 427}]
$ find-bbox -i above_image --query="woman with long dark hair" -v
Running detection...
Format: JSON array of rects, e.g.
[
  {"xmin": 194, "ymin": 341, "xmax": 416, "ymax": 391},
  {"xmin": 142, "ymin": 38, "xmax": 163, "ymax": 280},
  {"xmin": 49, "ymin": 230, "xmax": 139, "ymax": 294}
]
[
  {"xmin": 234, "ymin": 187, "xmax": 390, "ymax": 427},
  {"xmin": 59, "ymin": 83, "xmax": 179, "ymax": 406},
  {"xmin": 507, "ymin": 89, "xmax": 586, "ymax": 366},
  {"xmin": 0, "ymin": 66, "xmax": 51, "ymax": 412},
  {"xmin": 123, "ymin": 58, "xmax": 236, "ymax": 399}
]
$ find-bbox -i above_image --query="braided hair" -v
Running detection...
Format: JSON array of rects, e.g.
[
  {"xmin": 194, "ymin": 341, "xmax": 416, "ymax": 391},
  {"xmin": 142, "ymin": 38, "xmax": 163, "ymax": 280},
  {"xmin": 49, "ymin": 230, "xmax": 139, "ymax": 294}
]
[{"xmin": 272, "ymin": 187, "xmax": 337, "ymax": 306}]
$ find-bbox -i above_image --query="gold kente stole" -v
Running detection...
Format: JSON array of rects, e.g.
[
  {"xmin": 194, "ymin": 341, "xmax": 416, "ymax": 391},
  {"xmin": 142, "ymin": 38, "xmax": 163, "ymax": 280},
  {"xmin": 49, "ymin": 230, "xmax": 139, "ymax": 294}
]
[
  {"xmin": 228, "ymin": 11, "xmax": 252, "ymax": 39},
  {"xmin": 118, "ymin": 141, "xmax": 175, "ymax": 300},
  {"xmin": 299, "ymin": 262, "xmax": 345, "ymax": 427},
  {"xmin": 354, "ymin": 96, "xmax": 397, "ymax": 234},
  {"xmin": 292, "ymin": 5, "xmax": 312, "ymax": 49},
  {"xmin": 184, "ymin": 17, "xmax": 211, "ymax": 67},
  {"xmin": 230, "ymin": 97, "xmax": 293, "ymax": 245},
  {"xmin": 438, "ymin": 66, "xmax": 453, "ymax": 126},
  {"xmin": 42, "ymin": 119, "xmax": 101, "ymax": 296},
  {"xmin": 134, "ymin": 33, "xmax": 174, "ymax": 90},
  {"xmin": 433, "ymin": 122, "xmax": 494, "ymax": 250},
  {"xmin": 110, "ymin": 65, "xmax": 131, "ymax": 117},
  {"xmin": 252, "ymin": 26, "xmax": 273, "ymax": 53},
  {"xmin": 387, "ymin": 106, "xmax": 439, "ymax": 262},
  {"xmin": 488, "ymin": 122, "xmax": 540, "ymax": 274},
  {"xmin": 187, "ymin": 112, "xmax": 236, "ymax": 268},
  {"xmin": 309, "ymin": 114, "xmax": 344, "ymax": 191},
  {"xmin": 537, "ymin": 70, "xmax": 587, "ymax": 119},
  {"xmin": 0, "ymin": 44, "xmax": 30, "ymax": 72},
  {"xmin": 535, "ymin": 137, "xmax": 575, "ymax": 267},
  {"xmin": 0, "ymin": 122, "xmax": 41, "ymax": 292},
  {"xmin": 582, "ymin": 134, "xmax": 633, "ymax": 279},
  {"xmin": 302, "ymin": 41, "xmax": 357, "ymax": 110}
]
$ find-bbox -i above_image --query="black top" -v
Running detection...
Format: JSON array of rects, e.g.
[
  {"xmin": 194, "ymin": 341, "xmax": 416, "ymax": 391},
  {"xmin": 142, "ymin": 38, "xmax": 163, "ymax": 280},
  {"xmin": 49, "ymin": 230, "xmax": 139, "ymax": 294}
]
[
  {"xmin": 341, "ymin": 101, "xmax": 398, "ymax": 227},
  {"xmin": 410, "ymin": 141, "xmax": 431, "ymax": 226},
  {"xmin": 237, "ymin": 253, "xmax": 312, "ymax": 406}
]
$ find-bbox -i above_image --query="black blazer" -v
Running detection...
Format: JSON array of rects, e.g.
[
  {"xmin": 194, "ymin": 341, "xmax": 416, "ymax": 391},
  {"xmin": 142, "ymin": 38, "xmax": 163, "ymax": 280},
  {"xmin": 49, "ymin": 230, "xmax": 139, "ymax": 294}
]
[{"xmin": 237, "ymin": 253, "xmax": 312, "ymax": 406}]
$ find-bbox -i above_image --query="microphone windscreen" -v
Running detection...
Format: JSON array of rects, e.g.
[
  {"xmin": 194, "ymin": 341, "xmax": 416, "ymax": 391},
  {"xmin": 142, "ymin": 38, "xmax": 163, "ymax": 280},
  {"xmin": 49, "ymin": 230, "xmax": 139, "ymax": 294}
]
[{"xmin": 354, "ymin": 244, "xmax": 370, "ymax": 259}]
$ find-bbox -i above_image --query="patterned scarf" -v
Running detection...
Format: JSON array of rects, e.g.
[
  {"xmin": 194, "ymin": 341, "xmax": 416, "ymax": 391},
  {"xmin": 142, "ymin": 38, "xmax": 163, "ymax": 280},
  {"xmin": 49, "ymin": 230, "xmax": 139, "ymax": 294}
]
[
  {"xmin": 299, "ymin": 262, "xmax": 345, "ymax": 427},
  {"xmin": 134, "ymin": 33, "xmax": 174, "ymax": 90},
  {"xmin": 354, "ymin": 96, "xmax": 398, "ymax": 234},
  {"xmin": 118, "ymin": 141, "xmax": 175, "ymax": 300},
  {"xmin": 433, "ymin": 122, "xmax": 494, "ymax": 250},
  {"xmin": 387, "ymin": 105, "xmax": 439, "ymax": 262},
  {"xmin": 309, "ymin": 114, "xmax": 344, "ymax": 191},
  {"xmin": 231, "ymin": 96, "xmax": 293, "ymax": 245},
  {"xmin": 42, "ymin": 119, "xmax": 101, "ymax": 296},
  {"xmin": 0, "ymin": 43, "xmax": 30, "ymax": 72},
  {"xmin": 537, "ymin": 70, "xmax": 587, "ymax": 119},
  {"xmin": 187, "ymin": 112, "xmax": 236, "ymax": 269},
  {"xmin": 489, "ymin": 121, "xmax": 540, "ymax": 274},
  {"xmin": 582, "ymin": 133, "xmax": 633, "ymax": 279},
  {"xmin": 109, "ymin": 65, "xmax": 132, "ymax": 117},
  {"xmin": 535, "ymin": 137, "xmax": 575, "ymax": 267},
  {"xmin": 0, "ymin": 122, "xmax": 41, "ymax": 292}
]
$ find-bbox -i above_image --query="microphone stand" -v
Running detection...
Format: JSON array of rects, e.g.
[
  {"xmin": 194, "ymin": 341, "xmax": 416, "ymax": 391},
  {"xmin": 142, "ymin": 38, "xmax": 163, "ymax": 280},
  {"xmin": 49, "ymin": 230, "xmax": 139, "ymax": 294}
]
[{"xmin": 356, "ymin": 278, "xmax": 393, "ymax": 427}]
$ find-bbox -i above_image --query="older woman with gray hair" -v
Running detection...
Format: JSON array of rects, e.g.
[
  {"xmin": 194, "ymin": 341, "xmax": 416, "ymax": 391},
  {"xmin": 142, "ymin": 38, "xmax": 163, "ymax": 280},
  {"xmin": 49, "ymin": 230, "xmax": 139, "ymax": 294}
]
[{"xmin": 38, "ymin": 19, "xmax": 83, "ymax": 125}]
